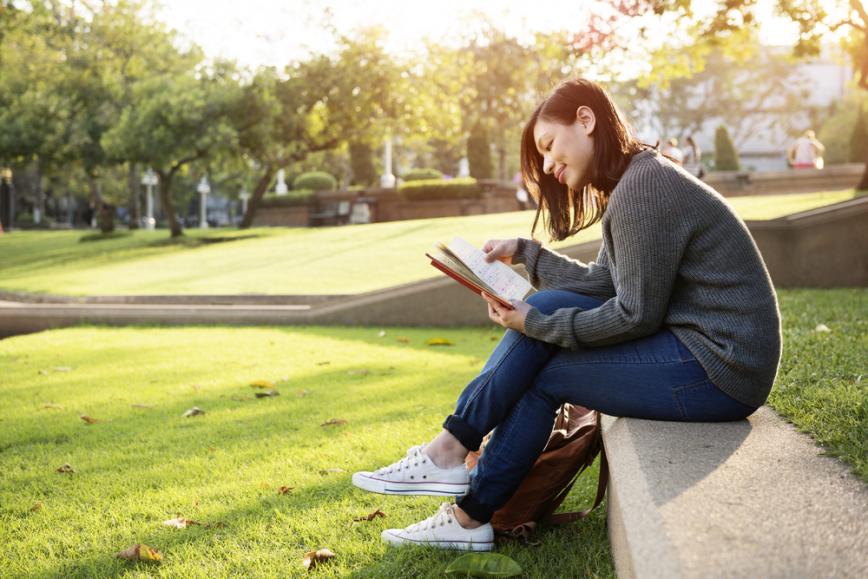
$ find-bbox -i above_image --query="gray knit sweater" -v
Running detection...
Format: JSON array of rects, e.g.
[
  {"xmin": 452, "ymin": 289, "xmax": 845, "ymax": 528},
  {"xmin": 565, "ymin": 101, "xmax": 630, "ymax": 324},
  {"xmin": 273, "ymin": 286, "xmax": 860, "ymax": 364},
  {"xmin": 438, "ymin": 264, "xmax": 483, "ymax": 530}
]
[{"xmin": 515, "ymin": 149, "xmax": 781, "ymax": 408}]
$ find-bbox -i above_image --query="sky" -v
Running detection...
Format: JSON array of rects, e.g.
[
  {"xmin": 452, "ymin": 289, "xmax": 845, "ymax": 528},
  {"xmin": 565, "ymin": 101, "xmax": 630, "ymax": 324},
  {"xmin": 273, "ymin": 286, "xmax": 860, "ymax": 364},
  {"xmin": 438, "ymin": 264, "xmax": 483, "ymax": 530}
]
[{"xmin": 156, "ymin": 0, "xmax": 808, "ymax": 70}]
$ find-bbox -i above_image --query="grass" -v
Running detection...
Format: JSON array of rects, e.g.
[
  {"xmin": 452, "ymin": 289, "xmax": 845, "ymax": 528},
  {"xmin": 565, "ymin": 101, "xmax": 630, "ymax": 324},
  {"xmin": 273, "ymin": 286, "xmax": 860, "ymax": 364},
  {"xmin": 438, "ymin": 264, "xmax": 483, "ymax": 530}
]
[
  {"xmin": 0, "ymin": 189, "xmax": 859, "ymax": 297},
  {"xmin": 770, "ymin": 289, "xmax": 867, "ymax": 480},
  {"xmin": 0, "ymin": 325, "xmax": 613, "ymax": 578}
]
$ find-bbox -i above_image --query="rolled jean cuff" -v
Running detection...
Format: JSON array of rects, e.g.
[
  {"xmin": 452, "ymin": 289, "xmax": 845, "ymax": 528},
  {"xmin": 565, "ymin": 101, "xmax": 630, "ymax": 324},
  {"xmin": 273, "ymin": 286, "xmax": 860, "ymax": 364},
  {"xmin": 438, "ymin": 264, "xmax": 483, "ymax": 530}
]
[
  {"xmin": 443, "ymin": 414, "xmax": 484, "ymax": 452},
  {"xmin": 456, "ymin": 492, "xmax": 495, "ymax": 524}
]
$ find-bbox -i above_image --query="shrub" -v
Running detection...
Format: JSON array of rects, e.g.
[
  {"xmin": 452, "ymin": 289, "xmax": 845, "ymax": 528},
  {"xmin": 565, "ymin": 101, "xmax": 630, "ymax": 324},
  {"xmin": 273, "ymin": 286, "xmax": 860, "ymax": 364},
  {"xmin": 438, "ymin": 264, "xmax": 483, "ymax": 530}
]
[
  {"xmin": 398, "ymin": 177, "xmax": 481, "ymax": 200},
  {"xmin": 714, "ymin": 125, "xmax": 740, "ymax": 171},
  {"xmin": 292, "ymin": 171, "xmax": 337, "ymax": 192},
  {"xmin": 16, "ymin": 212, "xmax": 33, "ymax": 225},
  {"xmin": 402, "ymin": 168, "xmax": 444, "ymax": 182},
  {"xmin": 467, "ymin": 123, "xmax": 493, "ymax": 179},
  {"xmin": 259, "ymin": 190, "xmax": 315, "ymax": 207}
]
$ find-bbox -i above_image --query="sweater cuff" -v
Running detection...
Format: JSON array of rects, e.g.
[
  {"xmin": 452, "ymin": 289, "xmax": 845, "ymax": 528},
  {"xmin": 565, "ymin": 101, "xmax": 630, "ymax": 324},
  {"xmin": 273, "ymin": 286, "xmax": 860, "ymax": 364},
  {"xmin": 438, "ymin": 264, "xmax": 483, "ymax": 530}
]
[
  {"xmin": 514, "ymin": 237, "xmax": 541, "ymax": 267},
  {"xmin": 523, "ymin": 307, "xmax": 552, "ymax": 342}
]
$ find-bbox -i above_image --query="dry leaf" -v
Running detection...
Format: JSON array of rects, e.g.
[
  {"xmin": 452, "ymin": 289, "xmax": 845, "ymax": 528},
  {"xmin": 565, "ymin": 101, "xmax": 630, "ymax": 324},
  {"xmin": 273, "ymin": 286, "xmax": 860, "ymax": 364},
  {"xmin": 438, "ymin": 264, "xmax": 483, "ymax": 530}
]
[
  {"xmin": 396, "ymin": 337, "xmax": 410, "ymax": 344},
  {"xmin": 249, "ymin": 379, "xmax": 275, "ymax": 389},
  {"xmin": 277, "ymin": 486, "xmax": 293, "ymax": 495},
  {"xmin": 207, "ymin": 446, "xmax": 217, "ymax": 452},
  {"xmin": 41, "ymin": 403, "xmax": 64, "ymax": 410},
  {"xmin": 490, "ymin": 336, "xmax": 499, "ymax": 341},
  {"xmin": 116, "ymin": 543, "xmax": 163, "ymax": 562},
  {"xmin": 30, "ymin": 501, "xmax": 43, "ymax": 512},
  {"xmin": 320, "ymin": 418, "xmax": 347, "ymax": 427},
  {"xmin": 815, "ymin": 323, "xmax": 831, "ymax": 333},
  {"xmin": 38, "ymin": 370, "xmax": 49, "ymax": 376},
  {"xmin": 316, "ymin": 361, "xmax": 331, "ymax": 366},
  {"xmin": 296, "ymin": 390, "xmax": 310, "ymax": 397},
  {"xmin": 163, "ymin": 517, "xmax": 199, "ymax": 529},
  {"xmin": 80, "ymin": 415, "xmax": 99, "ymax": 425},
  {"xmin": 131, "ymin": 404, "xmax": 155, "ymax": 409},
  {"xmin": 319, "ymin": 468, "xmax": 345, "ymax": 474},
  {"xmin": 56, "ymin": 464, "xmax": 74, "ymax": 474},
  {"xmin": 183, "ymin": 407, "xmax": 206, "ymax": 418},
  {"xmin": 426, "ymin": 337, "xmax": 454, "ymax": 346},
  {"xmin": 255, "ymin": 390, "xmax": 280, "ymax": 398},
  {"xmin": 302, "ymin": 548, "xmax": 335, "ymax": 570},
  {"xmin": 53, "ymin": 366, "xmax": 72, "ymax": 372},
  {"xmin": 259, "ymin": 481, "xmax": 271, "ymax": 489},
  {"xmin": 353, "ymin": 509, "xmax": 386, "ymax": 522}
]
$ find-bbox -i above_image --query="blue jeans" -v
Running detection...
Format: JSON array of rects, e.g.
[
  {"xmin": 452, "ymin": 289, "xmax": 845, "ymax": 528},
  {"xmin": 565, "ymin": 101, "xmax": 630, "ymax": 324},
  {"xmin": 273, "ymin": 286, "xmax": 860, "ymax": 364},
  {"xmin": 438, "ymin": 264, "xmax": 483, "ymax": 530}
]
[{"xmin": 444, "ymin": 290, "xmax": 757, "ymax": 523}]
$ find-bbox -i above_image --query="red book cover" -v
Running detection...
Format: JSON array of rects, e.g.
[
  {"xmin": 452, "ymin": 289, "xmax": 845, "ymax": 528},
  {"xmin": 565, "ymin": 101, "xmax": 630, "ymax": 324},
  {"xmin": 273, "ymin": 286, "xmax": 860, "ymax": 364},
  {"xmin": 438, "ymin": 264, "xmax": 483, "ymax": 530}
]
[{"xmin": 426, "ymin": 253, "xmax": 515, "ymax": 310}]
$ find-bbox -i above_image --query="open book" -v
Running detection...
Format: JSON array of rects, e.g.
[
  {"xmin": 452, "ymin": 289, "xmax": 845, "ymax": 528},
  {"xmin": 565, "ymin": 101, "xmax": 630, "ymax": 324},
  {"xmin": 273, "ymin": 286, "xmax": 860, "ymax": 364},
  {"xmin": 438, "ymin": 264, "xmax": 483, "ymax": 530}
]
[{"xmin": 426, "ymin": 236, "xmax": 533, "ymax": 310}]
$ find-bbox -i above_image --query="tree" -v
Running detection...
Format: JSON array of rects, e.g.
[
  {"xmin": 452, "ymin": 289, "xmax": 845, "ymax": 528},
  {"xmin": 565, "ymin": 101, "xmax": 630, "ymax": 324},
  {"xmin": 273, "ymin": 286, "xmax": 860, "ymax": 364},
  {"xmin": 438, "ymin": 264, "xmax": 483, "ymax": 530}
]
[{"xmin": 467, "ymin": 122, "xmax": 493, "ymax": 179}]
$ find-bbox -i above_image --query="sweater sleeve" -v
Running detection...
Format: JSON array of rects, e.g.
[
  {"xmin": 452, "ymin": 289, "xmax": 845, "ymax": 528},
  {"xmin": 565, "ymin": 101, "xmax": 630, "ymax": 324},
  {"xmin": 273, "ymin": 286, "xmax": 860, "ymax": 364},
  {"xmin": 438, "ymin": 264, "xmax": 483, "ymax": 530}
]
[
  {"xmin": 522, "ymin": 184, "xmax": 687, "ymax": 348},
  {"xmin": 513, "ymin": 238, "xmax": 616, "ymax": 300}
]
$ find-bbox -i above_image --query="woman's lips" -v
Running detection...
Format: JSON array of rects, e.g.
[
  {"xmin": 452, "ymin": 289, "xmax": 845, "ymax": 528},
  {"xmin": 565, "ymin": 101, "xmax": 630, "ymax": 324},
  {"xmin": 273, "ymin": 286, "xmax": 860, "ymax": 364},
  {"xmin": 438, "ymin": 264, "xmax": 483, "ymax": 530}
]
[{"xmin": 556, "ymin": 167, "xmax": 566, "ymax": 183}]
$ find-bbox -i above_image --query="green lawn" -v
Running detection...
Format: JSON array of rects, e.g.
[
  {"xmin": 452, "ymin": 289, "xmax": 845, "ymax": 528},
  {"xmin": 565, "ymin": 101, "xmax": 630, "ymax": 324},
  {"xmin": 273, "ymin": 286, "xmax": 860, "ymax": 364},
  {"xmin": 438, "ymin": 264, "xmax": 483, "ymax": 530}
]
[
  {"xmin": 0, "ymin": 325, "xmax": 613, "ymax": 578},
  {"xmin": 0, "ymin": 189, "xmax": 859, "ymax": 297}
]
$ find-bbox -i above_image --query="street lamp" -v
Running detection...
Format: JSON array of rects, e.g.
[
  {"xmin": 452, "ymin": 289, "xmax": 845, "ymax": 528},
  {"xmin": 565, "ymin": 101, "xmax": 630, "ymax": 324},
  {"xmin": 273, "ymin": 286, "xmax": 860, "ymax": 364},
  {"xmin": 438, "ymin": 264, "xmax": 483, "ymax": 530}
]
[
  {"xmin": 197, "ymin": 176, "xmax": 211, "ymax": 229},
  {"xmin": 141, "ymin": 169, "xmax": 158, "ymax": 230},
  {"xmin": 239, "ymin": 188, "xmax": 250, "ymax": 217}
]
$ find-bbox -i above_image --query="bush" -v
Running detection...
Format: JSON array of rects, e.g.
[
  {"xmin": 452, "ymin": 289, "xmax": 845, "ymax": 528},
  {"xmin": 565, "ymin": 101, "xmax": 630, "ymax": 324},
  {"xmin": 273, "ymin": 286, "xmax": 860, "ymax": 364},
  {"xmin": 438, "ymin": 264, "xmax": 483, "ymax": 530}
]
[
  {"xmin": 402, "ymin": 168, "xmax": 444, "ymax": 182},
  {"xmin": 714, "ymin": 125, "xmax": 740, "ymax": 171},
  {"xmin": 398, "ymin": 177, "xmax": 481, "ymax": 201},
  {"xmin": 259, "ymin": 190, "xmax": 315, "ymax": 207},
  {"xmin": 292, "ymin": 171, "xmax": 337, "ymax": 192},
  {"xmin": 467, "ymin": 123, "xmax": 493, "ymax": 179},
  {"xmin": 16, "ymin": 212, "xmax": 33, "ymax": 225}
]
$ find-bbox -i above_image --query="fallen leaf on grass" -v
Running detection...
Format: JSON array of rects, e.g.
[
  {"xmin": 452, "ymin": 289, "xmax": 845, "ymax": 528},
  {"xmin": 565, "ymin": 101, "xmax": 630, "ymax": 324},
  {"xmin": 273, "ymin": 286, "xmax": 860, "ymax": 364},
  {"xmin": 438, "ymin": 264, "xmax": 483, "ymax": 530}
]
[
  {"xmin": 38, "ymin": 370, "xmax": 49, "ymax": 376},
  {"xmin": 56, "ymin": 464, "xmax": 74, "ymax": 474},
  {"xmin": 302, "ymin": 548, "xmax": 335, "ymax": 570},
  {"xmin": 296, "ymin": 390, "xmax": 310, "ymax": 397},
  {"xmin": 316, "ymin": 361, "xmax": 331, "ymax": 366},
  {"xmin": 131, "ymin": 404, "xmax": 155, "ymax": 409},
  {"xmin": 183, "ymin": 407, "xmax": 206, "ymax": 418},
  {"xmin": 116, "ymin": 543, "xmax": 163, "ymax": 562},
  {"xmin": 80, "ymin": 415, "xmax": 99, "ymax": 425},
  {"xmin": 396, "ymin": 337, "xmax": 410, "ymax": 344},
  {"xmin": 30, "ymin": 502, "xmax": 43, "ymax": 512},
  {"xmin": 249, "ymin": 379, "xmax": 275, "ymax": 389},
  {"xmin": 41, "ymin": 403, "xmax": 64, "ymax": 410},
  {"xmin": 163, "ymin": 517, "xmax": 200, "ymax": 529},
  {"xmin": 255, "ymin": 390, "xmax": 280, "ymax": 398},
  {"xmin": 426, "ymin": 337, "xmax": 454, "ymax": 346},
  {"xmin": 490, "ymin": 336, "xmax": 499, "ymax": 341},
  {"xmin": 347, "ymin": 369, "xmax": 369, "ymax": 376},
  {"xmin": 320, "ymin": 418, "xmax": 347, "ymax": 427},
  {"xmin": 277, "ymin": 486, "xmax": 293, "ymax": 495},
  {"xmin": 353, "ymin": 509, "xmax": 385, "ymax": 522},
  {"xmin": 815, "ymin": 323, "xmax": 831, "ymax": 333}
]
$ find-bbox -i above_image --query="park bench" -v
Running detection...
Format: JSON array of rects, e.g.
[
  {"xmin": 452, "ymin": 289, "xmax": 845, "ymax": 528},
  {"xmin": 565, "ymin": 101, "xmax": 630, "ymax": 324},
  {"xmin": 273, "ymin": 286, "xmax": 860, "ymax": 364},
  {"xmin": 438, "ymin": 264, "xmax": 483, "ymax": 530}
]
[
  {"xmin": 601, "ymin": 409, "xmax": 868, "ymax": 578},
  {"xmin": 309, "ymin": 199, "xmax": 352, "ymax": 226}
]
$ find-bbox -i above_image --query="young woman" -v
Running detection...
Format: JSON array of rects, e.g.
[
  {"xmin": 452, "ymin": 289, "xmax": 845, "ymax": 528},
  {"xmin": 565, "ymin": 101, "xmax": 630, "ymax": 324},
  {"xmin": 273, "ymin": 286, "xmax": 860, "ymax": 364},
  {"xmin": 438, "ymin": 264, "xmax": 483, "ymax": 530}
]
[{"xmin": 352, "ymin": 78, "xmax": 782, "ymax": 551}]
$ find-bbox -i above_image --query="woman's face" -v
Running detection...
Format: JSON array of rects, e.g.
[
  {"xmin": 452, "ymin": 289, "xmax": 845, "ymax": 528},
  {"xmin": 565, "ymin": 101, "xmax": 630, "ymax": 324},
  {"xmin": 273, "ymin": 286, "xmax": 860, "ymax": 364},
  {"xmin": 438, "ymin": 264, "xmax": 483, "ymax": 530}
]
[{"xmin": 532, "ymin": 107, "xmax": 595, "ymax": 191}]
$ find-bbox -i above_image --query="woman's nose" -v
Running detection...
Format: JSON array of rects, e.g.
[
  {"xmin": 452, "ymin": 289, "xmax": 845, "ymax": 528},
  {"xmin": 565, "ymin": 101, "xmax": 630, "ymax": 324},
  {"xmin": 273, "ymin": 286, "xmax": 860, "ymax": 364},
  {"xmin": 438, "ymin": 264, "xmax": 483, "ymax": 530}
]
[{"xmin": 543, "ymin": 154, "xmax": 554, "ymax": 174}]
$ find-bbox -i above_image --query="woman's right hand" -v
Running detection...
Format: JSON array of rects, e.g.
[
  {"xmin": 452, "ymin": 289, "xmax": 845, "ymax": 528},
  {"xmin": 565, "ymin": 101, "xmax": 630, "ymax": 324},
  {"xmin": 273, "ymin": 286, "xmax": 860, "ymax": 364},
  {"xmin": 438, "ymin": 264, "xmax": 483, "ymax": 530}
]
[{"xmin": 483, "ymin": 238, "xmax": 519, "ymax": 265}]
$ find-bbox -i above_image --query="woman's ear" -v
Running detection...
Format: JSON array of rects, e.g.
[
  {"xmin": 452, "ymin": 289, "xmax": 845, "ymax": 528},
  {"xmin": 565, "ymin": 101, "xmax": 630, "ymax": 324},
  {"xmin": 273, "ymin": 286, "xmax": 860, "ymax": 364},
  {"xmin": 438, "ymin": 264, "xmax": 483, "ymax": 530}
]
[{"xmin": 576, "ymin": 106, "xmax": 596, "ymax": 136}]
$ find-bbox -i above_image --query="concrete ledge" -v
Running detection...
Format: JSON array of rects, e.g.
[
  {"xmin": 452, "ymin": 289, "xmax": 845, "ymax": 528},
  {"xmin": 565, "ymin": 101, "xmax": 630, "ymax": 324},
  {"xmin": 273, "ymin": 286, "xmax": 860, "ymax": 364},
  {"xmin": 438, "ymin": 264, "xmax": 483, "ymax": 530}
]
[{"xmin": 602, "ymin": 407, "xmax": 868, "ymax": 579}]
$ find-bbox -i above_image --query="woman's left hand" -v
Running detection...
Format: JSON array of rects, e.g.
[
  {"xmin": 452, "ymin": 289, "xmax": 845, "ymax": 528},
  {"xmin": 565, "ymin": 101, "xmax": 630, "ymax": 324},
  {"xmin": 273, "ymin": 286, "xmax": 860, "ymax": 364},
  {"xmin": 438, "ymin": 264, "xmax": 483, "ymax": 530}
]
[{"xmin": 482, "ymin": 292, "xmax": 532, "ymax": 333}]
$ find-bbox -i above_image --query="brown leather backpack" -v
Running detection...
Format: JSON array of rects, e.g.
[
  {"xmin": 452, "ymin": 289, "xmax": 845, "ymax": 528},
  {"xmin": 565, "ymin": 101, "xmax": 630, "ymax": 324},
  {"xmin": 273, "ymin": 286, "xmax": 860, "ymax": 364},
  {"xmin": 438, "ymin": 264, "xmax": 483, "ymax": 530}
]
[{"xmin": 464, "ymin": 404, "xmax": 608, "ymax": 541}]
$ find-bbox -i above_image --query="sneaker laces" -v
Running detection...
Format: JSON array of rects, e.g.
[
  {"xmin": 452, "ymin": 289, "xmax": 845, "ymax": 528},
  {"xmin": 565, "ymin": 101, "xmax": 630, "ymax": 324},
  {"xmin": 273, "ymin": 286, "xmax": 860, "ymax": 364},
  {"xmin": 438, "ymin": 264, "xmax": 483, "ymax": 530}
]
[
  {"xmin": 405, "ymin": 502, "xmax": 455, "ymax": 533},
  {"xmin": 375, "ymin": 443, "xmax": 426, "ymax": 475}
]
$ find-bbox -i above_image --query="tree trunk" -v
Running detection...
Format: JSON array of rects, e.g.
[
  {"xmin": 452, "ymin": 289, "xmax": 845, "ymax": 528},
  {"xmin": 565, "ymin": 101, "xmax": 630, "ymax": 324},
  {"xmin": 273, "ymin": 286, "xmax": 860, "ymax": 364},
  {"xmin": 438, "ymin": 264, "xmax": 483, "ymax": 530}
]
[
  {"xmin": 98, "ymin": 202, "xmax": 115, "ymax": 234},
  {"xmin": 858, "ymin": 152, "xmax": 868, "ymax": 191},
  {"xmin": 127, "ymin": 162, "xmax": 141, "ymax": 230},
  {"xmin": 87, "ymin": 175, "xmax": 105, "ymax": 230},
  {"xmin": 239, "ymin": 165, "xmax": 276, "ymax": 229},
  {"xmin": 157, "ymin": 172, "xmax": 184, "ymax": 238}
]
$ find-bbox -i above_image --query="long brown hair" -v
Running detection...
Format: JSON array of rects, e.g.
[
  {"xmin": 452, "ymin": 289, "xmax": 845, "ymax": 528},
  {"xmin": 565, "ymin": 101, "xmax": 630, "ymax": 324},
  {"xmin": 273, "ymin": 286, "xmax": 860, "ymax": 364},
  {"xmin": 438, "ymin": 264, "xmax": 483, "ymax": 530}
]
[{"xmin": 521, "ymin": 78, "xmax": 644, "ymax": 242}]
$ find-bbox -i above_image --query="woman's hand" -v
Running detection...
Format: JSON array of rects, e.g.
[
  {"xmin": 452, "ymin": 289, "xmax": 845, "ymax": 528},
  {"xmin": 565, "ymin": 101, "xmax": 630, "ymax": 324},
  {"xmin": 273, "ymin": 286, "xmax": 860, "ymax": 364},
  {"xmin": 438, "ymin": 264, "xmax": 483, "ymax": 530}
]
[
  {"xmin": 482, "ymin": 238, "xmax": 519, "ymax": 265},
  {"xmin": 482, "ymin": 292, "xmax": 532, "ymax": 333}
]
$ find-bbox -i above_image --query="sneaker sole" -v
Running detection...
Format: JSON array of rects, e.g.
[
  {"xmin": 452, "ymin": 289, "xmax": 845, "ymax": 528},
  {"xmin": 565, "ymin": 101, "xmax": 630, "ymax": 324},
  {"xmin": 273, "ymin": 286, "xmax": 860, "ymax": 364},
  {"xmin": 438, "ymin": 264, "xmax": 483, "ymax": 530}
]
[
  {"xmin": 352, "ymin": 473, "xmax": 469, "ymax": 497},
  {"xmin": 381, "ymin": 530, "xmax": 493, "ymax": 551}
]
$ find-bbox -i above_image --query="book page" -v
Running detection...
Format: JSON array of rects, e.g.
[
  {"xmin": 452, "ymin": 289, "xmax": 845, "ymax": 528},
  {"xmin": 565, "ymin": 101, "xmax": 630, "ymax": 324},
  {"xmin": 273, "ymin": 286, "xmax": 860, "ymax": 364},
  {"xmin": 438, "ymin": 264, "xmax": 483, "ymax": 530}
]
[{"xmin": 446, "ymin": 237, "xmax": 532, "ymax": 301}]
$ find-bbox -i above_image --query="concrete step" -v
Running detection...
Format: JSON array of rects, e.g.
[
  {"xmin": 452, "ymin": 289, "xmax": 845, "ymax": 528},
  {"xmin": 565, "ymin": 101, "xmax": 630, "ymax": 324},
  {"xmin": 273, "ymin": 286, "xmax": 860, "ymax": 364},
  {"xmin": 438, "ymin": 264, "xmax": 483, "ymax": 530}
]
[{"xmin": 602, "ymin": 407, "xmax": 868, "ymax": 579}]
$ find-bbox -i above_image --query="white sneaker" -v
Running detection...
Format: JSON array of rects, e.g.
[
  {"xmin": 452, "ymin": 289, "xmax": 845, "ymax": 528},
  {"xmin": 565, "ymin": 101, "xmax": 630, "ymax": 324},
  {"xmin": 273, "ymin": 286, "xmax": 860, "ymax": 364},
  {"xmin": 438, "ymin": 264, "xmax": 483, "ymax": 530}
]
[
  {"xmin": 352, "ymin": 444, "xmax": 470, "ymax": 497},
  {"xmin": 382, "ymin": 502, "xmax": 494, "ymax": 551}
]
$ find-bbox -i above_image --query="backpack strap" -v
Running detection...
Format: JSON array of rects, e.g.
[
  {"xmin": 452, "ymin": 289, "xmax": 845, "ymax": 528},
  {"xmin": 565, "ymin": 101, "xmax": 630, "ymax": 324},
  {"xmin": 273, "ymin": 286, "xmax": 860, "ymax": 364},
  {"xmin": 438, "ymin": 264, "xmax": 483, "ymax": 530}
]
[{"xmin": 545, "ymin": 444, "xmax": 609, "ymax": 526}]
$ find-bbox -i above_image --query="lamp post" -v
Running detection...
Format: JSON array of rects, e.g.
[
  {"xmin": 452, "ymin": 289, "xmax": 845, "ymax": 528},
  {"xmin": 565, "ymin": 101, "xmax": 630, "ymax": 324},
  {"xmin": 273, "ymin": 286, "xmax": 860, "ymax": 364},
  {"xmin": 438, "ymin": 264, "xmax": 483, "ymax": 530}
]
[
  {"xmin": 141, "ymin": 169, "xmax": 158, "ymax": 230},
  {"xmin": 197, "ymin": 176, "xmax": 211, "ymax": 229},
  {"xmin": 380, "ymin": 138, "xmax": 396, "ymax": 188},
  {"xmin": 239, "ymin": 188, "xmax": 250, "ymax": 218},
  {"xmin": 275, "ymin": 169, "xmax": 288, "ymax": 196}
]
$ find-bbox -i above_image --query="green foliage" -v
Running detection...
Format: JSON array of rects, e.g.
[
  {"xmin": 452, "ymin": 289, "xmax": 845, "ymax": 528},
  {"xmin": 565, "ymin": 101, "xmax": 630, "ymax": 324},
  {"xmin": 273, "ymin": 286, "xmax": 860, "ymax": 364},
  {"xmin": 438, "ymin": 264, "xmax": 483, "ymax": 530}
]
[
  {"xmin": 850, "ymin": 106, "xmax": 868, "ymax": 164},
  {"xmin": 398, "ymin": 177, "xmax": 481, "ymax": 200},
  {"xmin": 467, "ymin": 124, "xmax": 493, "ymax": 180},
  {"xmin": 714, "ymin": 125, "xmax": 740, "ymax": 171},
  {"xmin": 445, "ymin": 553, "xmax": 522, "ymax": 577},
  {"xmin": 292, "ymin": 171, "xmax": 336, "ymax": 192},
  {"xmin": 818, "ymin": 97, "xmax": 860, "ymax": 165},
  {"xmin": 349, "ymin": 142, "xmax": 376, "ymax": 186},
  {"xmin": 402, "ymin": 168, "xmax": 444, "ymax": 182}
]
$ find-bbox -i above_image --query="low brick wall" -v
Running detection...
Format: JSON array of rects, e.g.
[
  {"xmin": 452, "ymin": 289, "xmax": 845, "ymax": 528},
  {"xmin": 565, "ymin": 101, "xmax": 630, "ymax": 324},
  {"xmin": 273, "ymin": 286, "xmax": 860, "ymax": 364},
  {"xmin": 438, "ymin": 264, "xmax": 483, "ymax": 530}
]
[{"xmin": 707, "ymin": 164, "xmax": 861, "ymax": 197}]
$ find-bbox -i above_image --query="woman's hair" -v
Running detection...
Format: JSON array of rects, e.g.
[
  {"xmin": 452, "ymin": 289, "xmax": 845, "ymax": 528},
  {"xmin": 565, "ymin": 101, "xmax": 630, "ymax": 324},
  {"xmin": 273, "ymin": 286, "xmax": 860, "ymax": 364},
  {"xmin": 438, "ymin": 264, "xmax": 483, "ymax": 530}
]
[{"xmin": 520, "ymin": 78, "xmax": 644, "ymax": 242}]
